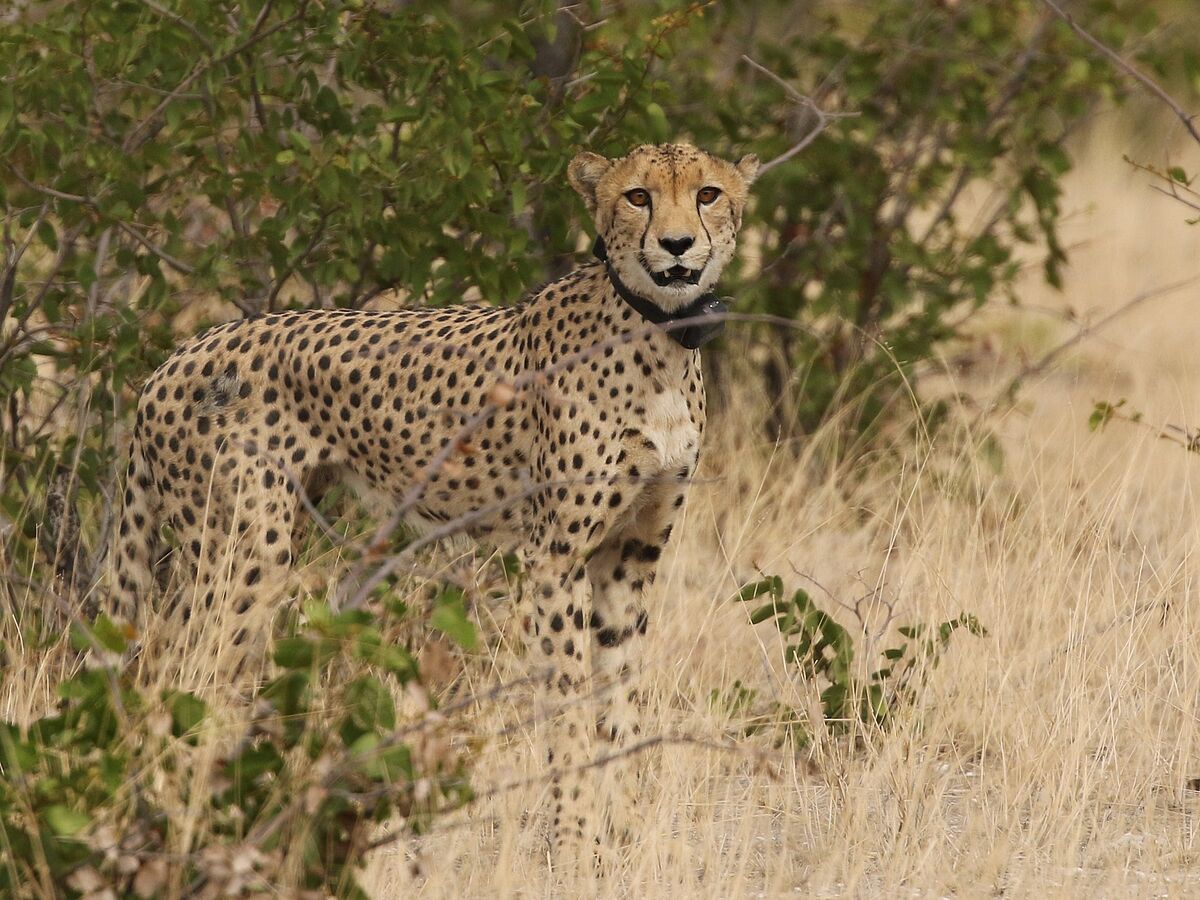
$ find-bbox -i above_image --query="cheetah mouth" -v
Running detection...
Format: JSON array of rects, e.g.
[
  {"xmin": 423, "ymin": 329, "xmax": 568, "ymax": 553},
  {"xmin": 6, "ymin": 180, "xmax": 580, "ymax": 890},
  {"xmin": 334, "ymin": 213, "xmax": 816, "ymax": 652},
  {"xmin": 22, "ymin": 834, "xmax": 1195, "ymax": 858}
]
[{"xmin": 648, "ymin": 264, "xmax": 702, "ymax": 287}]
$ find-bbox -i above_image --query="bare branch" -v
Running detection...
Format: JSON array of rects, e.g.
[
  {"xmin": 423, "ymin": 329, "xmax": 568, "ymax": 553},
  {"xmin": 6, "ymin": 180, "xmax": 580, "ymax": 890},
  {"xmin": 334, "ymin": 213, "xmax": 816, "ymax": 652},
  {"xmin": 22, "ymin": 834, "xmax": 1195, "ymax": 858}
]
[
  {"xmin": 6, "ymin": 166, "xmax": 90, "ymax": 203},
  {"xmin": 112, "ymin": 220, "xmax": 195, "ymax": 276},
  {"xmin": 1124, "ymin": 155, "xmax": 1200, "ymax": 213},
  {"xmin": 0, "ymin": 199, "xmax": 49, "ymax": 323},
  {"xmin": 741, "ymin": 55, "xmax": 858, "ymax": 175},
  {"xmin": 8, "ymin": 165, "xmax": 195, "ymax": 275},
  {"xmin": 984, "ymin": 273, "xmax": 1200, "ymax": 417},
  {"xmin": 1040, "ymin": 0, "xmax": 1200, "ymax": 147},
  {"xmin": 331, "ymin": 309, "xmax": 819, "ymax": 610},
  {"xmin": 264, "ymin": 208, "xmax": 335, "ymax": 312}
]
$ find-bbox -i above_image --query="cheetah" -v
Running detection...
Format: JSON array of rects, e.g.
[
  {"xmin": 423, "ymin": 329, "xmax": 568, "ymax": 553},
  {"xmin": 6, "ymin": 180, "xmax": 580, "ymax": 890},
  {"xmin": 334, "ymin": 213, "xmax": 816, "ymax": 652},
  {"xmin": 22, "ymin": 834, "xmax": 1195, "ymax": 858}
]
[{"xmin": 111, "ymin": 142, "xmax": 759, "ymax": 864}]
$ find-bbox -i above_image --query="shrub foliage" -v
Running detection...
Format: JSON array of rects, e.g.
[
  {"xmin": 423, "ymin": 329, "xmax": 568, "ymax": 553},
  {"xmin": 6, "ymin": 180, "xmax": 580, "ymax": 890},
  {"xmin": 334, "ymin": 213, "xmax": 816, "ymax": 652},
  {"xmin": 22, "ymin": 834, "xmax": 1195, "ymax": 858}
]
[
  {"xmin": 0, "ymin": 1, "xmax": 1173, "ymax": 569},
  {"xmin": 718, "ymin": 576, "xmax": 986, "ymax": 745},
  {"xmin": 0, "ymin": 596, "xmax": 472, "ymax": 897}
]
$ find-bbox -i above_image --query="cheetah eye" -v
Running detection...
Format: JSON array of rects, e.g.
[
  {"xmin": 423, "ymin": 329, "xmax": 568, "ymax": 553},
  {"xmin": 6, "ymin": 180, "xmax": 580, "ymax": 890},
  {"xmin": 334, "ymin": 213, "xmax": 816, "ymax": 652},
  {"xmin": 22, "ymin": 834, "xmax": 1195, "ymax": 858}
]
[
  {"xmin": 624, "ymin": 189, "xmax": 651, "ymax": 208},
  {"xmin": 697, "ymin": 186, "xmax": 721, "ymax": 205}
]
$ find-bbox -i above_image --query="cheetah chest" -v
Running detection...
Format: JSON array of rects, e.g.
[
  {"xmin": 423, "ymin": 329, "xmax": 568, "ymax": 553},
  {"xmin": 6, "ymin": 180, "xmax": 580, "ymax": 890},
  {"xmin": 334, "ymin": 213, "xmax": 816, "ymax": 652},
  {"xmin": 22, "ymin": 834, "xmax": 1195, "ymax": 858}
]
[{"xmin": 637, "ymin": 385, "xmax": 702, "ymax": 471}]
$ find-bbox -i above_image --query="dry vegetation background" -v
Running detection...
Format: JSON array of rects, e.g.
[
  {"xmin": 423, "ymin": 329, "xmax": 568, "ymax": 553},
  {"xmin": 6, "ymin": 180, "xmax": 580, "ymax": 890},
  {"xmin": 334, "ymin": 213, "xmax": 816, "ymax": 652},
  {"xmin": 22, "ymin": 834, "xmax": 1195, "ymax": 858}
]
[{"xmin": 368, "ymin": 115, "xmax": 1200, "ymax": 896}]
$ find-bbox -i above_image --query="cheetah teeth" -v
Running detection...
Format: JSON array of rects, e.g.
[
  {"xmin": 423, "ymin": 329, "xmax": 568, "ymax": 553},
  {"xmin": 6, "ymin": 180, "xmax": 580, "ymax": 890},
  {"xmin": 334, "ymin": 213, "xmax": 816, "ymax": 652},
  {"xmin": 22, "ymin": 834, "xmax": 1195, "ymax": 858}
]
[{"xmin": 649, "ymin": 265, "xmax": 701, "ymax": 287}]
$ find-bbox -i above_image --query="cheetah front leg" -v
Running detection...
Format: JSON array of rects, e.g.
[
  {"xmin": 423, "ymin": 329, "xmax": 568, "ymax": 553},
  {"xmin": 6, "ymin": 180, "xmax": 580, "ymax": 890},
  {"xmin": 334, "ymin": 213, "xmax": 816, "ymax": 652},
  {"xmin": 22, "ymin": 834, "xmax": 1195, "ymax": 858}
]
[
  {"xmin": 521, "ymin": 546, "xmax": 601, "ymax": 871},
  {"xmin": 588, "ymin": 465, "xmax": 691, "ymax": 745},
  {"xmin": 582, "ymin": 466, "xmax": 691, "ymax": 851}
]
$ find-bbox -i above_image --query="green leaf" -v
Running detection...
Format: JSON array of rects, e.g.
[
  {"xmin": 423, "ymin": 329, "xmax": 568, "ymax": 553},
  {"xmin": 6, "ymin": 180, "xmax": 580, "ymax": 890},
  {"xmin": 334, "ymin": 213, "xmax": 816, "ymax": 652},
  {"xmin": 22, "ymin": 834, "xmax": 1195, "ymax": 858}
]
[
  {"xmin": 644, "ymin": 101, "xmax": 669, "ymax": 141},
  {"xmin": 354, "ymin": 634, "xmax": 418, "ymax": 681},
  {"xmin": 0, "ymin": 83, "xmax": 13, "ymax": 132},
  {"xmin": 165, "ymin": 691, "xmax": 206, "ymax": 736},
  {"xmin": 1088, "ymin": 399, "xmax": 1125, "ymax": 432},
  {"xmin": 289, "ymin": 129, "xmax": 312, "ymax": 152},
  {"xmin": 349, "ymin": 731, "xmax": 380, "ymax": 756},
  {"xmin": 366, "ymin": 743, "xmax": 413, "ymax": 780},
  {"xmin": 344, "ymin": 676, "xmax": 396, "ymax": 731},
  {"xmin": 43, "ymin": 805, "xmax": 89, "ymax": 837},
  {"xmin": 737, "ymin": 577, "xmax": 782, "ymax": 603},
  {"xmin": 748, "ymin": 602, "xmax": 781, "ymax": 625},
  {"xmin": 90, "ymin": 614, "xmax": 129, "ymax": 653},
  {"xmin": 979, "ymin": 432, "xmax": 1004, "ymax": 474},
  {"xmin": 228, "ymin": 743, "xmax": 284, "ymax": 783},
  {"xmin": 68, "ymin": 614, "xmax": 129, "ymax": 654},
  {"xmin": 431, "ymin": 599, "xmax": 477, "ymax": 651},
  {"xmin": 273, "ymin": 636, "xmax": 315, "ymax": 669},
  {"xmin": 36, "ymin": 219, "xmax": 57, "ymax": 253},
  {"xmin": 500, "ymin": 553, "xmax": 522, "ymax": 579},
  {"xmin": 261, "ymin": 671, "xmax": 310, "ymax": 718}
]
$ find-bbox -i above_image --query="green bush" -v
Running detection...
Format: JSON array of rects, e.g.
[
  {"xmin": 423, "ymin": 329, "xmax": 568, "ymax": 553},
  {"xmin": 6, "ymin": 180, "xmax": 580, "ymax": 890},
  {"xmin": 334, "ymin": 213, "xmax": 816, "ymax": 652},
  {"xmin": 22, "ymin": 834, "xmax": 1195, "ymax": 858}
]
[
  {"xmin": 0, "ymin": 3, "xmax": 1177, "ymax": 585},
  {"xmin": 677, "ymin": 1, "xmax": 1181, "ymax": 435},
  {"xmin": 0, "ymin": 594, "xmax": 472, "ymax": 898},
  {"xmin": 715, "ymin": 575, "xmax": 986, "ymax": 745}
]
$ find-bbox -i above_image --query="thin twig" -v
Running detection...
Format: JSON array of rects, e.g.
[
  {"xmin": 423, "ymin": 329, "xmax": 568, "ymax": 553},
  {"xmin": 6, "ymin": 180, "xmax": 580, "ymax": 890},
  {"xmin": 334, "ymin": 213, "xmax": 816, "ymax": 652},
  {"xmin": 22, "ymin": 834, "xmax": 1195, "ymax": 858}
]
[
  {"xmin": 7, "ymin": 166, "xmax": 195, "ymax": 276},
  {"xmin": 1040, "ymin": 0, "xmax": 1200, "ymax": 147},
  {"xmin": 0, "ymin": 200, "xmax": 49, "ymax": 323},
  {"xmin": 332, "ymin": 308, "xmax": 819, "ymax": 610},
  {"xmin": 983, "ymin": 273, "xmax": 1200, "ymax": 417},
  {"xmin": 134, "ymin": 0, "xmax": 214, "ymax": 52},
  {"xmin": 112, "ymin": 220, "xmax": 195, "ymax": 276},
  {"xmin": 741, "ymin": 55, "xmax": 858, "ymax": 175},
  {"xmin": 264, "ymin": 208, "xmax": 335, "ymax": 312},
  {"xmin": 339, "ymin": 471, "xmax": 700, "ymax": 612}
]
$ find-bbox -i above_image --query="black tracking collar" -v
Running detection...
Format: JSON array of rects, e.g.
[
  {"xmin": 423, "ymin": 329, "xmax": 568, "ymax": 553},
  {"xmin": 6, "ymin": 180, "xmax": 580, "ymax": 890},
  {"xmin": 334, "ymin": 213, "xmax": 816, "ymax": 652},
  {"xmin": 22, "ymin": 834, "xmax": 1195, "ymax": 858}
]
[{"xmin": 592, "ymin": 236, "xmax": 727, "ymax": 350}]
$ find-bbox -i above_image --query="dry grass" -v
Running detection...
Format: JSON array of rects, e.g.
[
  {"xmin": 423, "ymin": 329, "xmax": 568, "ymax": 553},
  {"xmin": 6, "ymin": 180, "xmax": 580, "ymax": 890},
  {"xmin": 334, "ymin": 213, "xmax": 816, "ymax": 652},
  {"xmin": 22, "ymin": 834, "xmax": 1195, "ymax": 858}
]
[
  {"xmin": 8, "ymin": 112, "xmax": 1200, "ymax": 897},
  {"xmin": 362, "ymin": 117, "xmax": 1200, "ymax": 897}
]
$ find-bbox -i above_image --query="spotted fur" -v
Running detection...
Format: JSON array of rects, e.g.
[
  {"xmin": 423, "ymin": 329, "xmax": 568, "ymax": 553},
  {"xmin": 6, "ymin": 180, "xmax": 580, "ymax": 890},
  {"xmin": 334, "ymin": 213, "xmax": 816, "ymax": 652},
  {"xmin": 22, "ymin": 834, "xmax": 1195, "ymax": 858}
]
[{"xmin": 110, "ymin": 141, "xmax": 758, "ymax": 866}]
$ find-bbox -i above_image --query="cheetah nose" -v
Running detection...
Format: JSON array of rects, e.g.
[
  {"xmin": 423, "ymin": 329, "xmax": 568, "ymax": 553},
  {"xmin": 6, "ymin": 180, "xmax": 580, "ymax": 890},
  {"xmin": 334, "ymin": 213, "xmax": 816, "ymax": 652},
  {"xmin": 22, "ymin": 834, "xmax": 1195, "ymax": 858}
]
[{"xmin": 658, "ymin": 235, "xmax": 694, "ymax": 257}]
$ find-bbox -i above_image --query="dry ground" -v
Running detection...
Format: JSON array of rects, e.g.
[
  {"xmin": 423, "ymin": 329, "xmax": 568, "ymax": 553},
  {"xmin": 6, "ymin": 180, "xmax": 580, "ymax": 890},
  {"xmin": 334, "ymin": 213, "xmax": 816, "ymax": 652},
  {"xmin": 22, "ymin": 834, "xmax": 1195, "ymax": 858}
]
[{"xmin": 6, "ymin": 114, "xmax": 1200, "ymax": 898}]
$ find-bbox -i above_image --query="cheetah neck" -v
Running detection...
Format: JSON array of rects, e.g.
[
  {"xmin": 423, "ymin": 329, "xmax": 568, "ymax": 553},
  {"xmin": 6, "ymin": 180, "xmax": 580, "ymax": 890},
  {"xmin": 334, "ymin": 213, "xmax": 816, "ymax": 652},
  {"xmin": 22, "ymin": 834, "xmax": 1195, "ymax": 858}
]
[{"xmin": 591, "ymin": 236, "xmax": 727, "ymax": 350}]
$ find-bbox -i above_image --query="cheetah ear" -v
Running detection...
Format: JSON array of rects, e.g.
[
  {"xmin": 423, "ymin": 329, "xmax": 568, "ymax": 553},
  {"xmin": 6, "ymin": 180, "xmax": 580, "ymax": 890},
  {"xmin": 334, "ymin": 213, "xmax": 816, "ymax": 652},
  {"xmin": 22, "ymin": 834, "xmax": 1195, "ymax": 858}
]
[
  {"xmin": 734, "ymin": 153, "xmax": 761, "ymax": 186},
  {"xmin": 568, "ymin": 151, "xmax": 612, "ymax": 211}
]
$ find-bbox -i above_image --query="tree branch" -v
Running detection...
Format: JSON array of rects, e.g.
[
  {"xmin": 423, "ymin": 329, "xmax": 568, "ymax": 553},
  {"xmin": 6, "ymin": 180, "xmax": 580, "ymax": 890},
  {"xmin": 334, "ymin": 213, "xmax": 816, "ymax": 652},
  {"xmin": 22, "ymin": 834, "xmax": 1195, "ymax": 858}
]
[
  {"xmin": 1040, "ymin": 0, "xmax": 1200, "ymax": 147},
  {"xmin": 983, "ymin": 273, "xmax": 1200, "ymax": 418},
  {"xmin": 121, "ymin": 0, "xmax": 299, "ymax": 154},
  {"xmin": 0, "ymin": 200, "xmax": 49, "ymax": 324},
  {"xmin": 112, "ymin": 220, "xmax": 195, "ymax": 276},
  {"xmin": 741, "ymin": 55, "xmax": 858, "ymax": 175},
  {"xmin": 8, "ymin": 163, "xmax": 195, "ymax": 276}
]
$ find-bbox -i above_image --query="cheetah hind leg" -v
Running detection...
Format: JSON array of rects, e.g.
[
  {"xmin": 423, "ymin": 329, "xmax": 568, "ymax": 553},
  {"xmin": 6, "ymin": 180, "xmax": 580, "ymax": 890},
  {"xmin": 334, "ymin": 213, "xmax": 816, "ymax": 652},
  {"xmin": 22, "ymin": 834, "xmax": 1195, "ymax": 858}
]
[{"xmin": 140, "ymin": 470, "xmax": 299, "ymax": 695}]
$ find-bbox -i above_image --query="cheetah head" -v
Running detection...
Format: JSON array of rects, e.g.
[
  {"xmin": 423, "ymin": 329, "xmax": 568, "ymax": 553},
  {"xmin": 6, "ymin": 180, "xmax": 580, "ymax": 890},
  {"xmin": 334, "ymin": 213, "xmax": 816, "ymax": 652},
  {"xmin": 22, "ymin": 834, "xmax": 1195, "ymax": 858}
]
[{"xmin": 568, "ymin": 142, "xmax": 759, "ymax": 313}]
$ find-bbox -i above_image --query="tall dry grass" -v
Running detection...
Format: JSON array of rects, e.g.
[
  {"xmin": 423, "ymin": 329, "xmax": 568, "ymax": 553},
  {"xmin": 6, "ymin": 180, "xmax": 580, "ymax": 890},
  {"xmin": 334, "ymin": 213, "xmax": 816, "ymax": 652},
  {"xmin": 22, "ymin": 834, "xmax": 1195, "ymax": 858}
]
[
  {"xmin": 362, "ymin": 113, "xmax": 1200, "ymax": 897},
  {"xmin": 6, "ymin": 109, "xmax": 1200, "ymax": 898}
]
